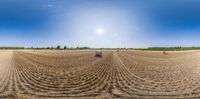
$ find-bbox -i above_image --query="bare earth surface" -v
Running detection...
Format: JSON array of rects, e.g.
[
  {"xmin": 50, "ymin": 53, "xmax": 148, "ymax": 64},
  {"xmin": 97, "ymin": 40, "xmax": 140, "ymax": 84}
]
[{"xmin": 1, "ymin": 50, "xmax": 200, "ymax": 99}]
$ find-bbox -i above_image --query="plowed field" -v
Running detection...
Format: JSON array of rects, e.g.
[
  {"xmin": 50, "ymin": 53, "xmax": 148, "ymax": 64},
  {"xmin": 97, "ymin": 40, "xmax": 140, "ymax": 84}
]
[{"xmin": 1, "ymin": 50, "xmax": 200, "ymax": 99}]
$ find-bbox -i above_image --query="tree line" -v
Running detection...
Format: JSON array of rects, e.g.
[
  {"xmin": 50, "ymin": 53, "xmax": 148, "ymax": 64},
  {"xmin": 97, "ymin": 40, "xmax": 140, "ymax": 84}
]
[
  {"xmin": 135, "ymin": 46, "xmax": 200, "ymax": 51},
  {"xmin": 27, "ymin": 45, "xmax": 91, "ymax": 50}
]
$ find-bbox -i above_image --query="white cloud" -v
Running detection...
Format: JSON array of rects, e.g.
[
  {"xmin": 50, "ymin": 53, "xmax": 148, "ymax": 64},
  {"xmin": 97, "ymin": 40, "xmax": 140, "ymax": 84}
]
[{"xmin": 47, "ymin": 4, "xmax": 53, "ymax": 8}]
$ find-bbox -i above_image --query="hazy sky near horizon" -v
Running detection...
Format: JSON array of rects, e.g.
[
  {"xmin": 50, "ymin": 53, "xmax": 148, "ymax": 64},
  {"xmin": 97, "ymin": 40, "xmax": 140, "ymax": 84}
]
[{"xmin": 0, "ymin": 0, "xmax": 200, "ymax": 48}]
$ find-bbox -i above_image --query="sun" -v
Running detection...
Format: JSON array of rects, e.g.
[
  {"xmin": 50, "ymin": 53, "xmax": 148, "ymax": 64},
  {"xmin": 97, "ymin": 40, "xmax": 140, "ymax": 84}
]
[{"xmin": 96, "ymin": 28, "xmax": 104, "ymax": 35}]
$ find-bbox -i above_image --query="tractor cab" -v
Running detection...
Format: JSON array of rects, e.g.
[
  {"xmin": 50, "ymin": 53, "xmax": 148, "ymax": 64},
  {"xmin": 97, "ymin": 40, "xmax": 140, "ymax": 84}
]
[{"xmin": 95, "ymin": 50, "xmax": 102, "ymax": 57}]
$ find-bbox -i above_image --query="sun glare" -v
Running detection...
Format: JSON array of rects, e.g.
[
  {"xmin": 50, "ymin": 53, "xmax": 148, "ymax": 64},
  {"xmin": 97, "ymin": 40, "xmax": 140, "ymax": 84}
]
[{"xmin": 96, "ymin": 28, "xmax": 104, "ymax": 35}]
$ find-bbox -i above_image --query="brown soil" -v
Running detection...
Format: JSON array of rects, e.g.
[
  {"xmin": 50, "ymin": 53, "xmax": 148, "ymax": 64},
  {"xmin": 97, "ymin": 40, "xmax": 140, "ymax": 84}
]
[{"xmin": 0, "ymin": 50, "xmax": 200, "ymax": 99}]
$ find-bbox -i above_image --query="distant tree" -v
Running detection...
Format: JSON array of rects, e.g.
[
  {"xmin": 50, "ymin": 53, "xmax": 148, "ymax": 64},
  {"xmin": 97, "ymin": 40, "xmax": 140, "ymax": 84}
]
[
  {"xmin": 78, "ymin": 47, "xmax": 90, "ymax": 49},
  {"xmin": 64, "ymin": 46, "xmax": 67, "ymax": 50},
  {"xmin": 36, "ymin": 47, "xmax": 38, "ymax": 51},
  {"xmin": 57, "ymin": 45, "xmax": 60, "ymax": 49}
]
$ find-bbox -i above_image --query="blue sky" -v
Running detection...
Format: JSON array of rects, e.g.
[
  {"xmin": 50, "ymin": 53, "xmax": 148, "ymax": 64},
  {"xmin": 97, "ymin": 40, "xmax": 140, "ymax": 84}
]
[{"xmin": 0, "ymin": 0, "xmax": 200, "ymax": 48}]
